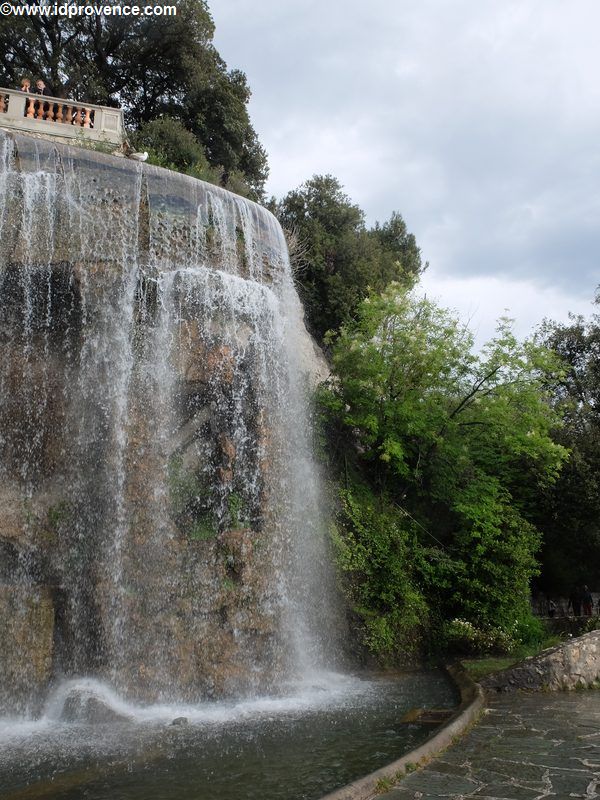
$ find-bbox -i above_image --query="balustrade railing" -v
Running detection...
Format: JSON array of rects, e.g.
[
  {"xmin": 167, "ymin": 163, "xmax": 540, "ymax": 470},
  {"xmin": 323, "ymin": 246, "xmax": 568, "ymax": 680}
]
[{"xmin": 0, "ymin": 87, "xmax": 124, "ymax": 146}]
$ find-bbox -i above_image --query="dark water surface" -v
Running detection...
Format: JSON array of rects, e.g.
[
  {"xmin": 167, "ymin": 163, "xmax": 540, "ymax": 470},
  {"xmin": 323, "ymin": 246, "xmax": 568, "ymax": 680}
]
[{"xmin": 0, "ymin": 671, "xmax": 458, "ymax": 800}]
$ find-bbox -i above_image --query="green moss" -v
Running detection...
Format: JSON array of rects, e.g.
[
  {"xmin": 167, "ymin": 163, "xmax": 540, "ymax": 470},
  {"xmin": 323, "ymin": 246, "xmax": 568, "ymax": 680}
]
[
  {"xmin": 168, "ymin": 454, "xmax": 209, "ymax": 515},
  {"xmin": 47, "ymin": 501, "xmax": 72, "ymax": 529},
  {"xmin": 235, "ymin": 226, "xmax": 248, "ymax": 271},
  {"xmin": 188, "ymin": 516, "xmax": 217, "ymax": 541},
  {"xmin": 227, "ymin": 492, "xmax": 247, "ymax": 530},
  {"xmin": 38, "ymin": 500, "xmax": 73, "ymax": 544}
]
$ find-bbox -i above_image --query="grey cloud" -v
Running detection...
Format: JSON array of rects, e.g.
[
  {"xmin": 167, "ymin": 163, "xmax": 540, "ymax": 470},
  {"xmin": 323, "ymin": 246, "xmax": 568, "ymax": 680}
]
[{"xmin": 211, "ymin": 0, "xmax": 600, "ymax": 303}]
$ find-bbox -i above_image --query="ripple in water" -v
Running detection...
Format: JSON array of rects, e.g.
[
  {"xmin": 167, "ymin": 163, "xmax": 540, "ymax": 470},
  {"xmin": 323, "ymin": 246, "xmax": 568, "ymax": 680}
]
[{"xmin": 0, "ymin": 671, "xmax": 458, "ymax": 800}]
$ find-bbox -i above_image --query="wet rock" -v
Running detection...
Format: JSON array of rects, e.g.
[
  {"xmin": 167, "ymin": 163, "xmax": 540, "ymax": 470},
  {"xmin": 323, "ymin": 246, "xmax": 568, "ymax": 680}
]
[
  {"xmin": 293, "ymin": 326, "xmax": 330, "ymax": 389},
  {"xmin": 0, "ymin": 130, "xmax": 315, "ymax": 709},
  {"xmin": 0, "ymin": 586, "xmax": 54, "ymax": 715},
  {"xmin": 170, "ymin": 716, "xmax": 190, "ymax": 726},
  {"xmin": 177, "ymin": 320, "xmax": 236, "ymax": 387},
  {"xmin": 60, "ymin": 690, "xmax": 132, "ymax": 724},
  {"xmin": 0, "ymin": 486, "xmax": 27, "ymax": 543},
  {"xmin": 218, "ymin": 529, "xmax": 254, "ymax": 568},
  {"xmin": 218, "ymin": 433, "xmax": 236, "ymax": 465}
]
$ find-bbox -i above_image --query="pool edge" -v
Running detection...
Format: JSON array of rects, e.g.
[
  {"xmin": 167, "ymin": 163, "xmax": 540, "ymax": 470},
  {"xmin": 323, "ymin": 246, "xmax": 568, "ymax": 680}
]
[{"xmin": 318, "ymin": 664, "xmax": 485, "ymax": 800}]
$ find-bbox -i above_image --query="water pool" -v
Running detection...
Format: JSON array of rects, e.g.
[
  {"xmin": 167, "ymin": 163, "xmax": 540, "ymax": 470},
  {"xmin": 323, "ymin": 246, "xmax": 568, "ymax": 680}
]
[{"xmin": 0, "ymin": 670, "xmax": 458, "ymax": 800}]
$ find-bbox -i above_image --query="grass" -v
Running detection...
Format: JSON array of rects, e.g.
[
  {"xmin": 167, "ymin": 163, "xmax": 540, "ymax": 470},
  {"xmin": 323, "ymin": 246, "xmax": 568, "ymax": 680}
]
[
  {"xmin": 461, "ymin": 656, "xmax": 520, "ymax": 682},
  {"xmin": 374, "ymin": 764, "xmax": 420, "ymax": 793},
  {"xmin": 375, "ymin": 776, "xmax": 394, "ymax": 793},
  {"xmin": 462, "ymin": 635, "xmax": 563, "ymax": 682}
]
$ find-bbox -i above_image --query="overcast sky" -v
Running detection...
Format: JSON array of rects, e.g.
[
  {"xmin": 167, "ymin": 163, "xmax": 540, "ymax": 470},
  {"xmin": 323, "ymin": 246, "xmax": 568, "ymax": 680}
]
[{"xmin": 211, "ymin": 0, "xmax": 598, "ymax": 344}]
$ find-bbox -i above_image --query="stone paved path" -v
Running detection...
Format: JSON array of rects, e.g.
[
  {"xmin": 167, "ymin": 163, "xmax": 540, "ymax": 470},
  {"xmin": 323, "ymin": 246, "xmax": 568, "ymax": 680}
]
[{"xmin": 380, "ymin": 691, "xmax": 600, "ymax": 800}]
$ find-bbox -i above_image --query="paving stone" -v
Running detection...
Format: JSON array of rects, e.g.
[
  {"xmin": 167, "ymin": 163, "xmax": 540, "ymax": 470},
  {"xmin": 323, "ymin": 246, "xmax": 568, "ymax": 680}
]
[
  {"xmin": 466, "ymin": 764, "xmax": 547, "ymax": 786},
  {"xmin": 400, "ymin": 769, "xmax": 481, "ymax": 795},
  {"xmin": 472, "ymin": 784, "xmax": 540, "ymax": 799},
  {"xmin": 545, "ymin": 770, "xmax": 600, "ymax": 796},
  {"xmin": 426, "ymin": 759, "xmax": 479, "ymax": 777},
  {"xmin": 377, "ymin": 690, "xmax": 600, "ymax": 800}
]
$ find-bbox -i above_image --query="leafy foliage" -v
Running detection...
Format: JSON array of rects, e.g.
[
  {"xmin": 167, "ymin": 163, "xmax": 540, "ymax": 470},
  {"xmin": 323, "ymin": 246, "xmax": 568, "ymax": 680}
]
[
  {"xmin": 535, "ymin": 293, "xmax": 600, "ymax": 593},
  {"xmin": 132, "ymin": 117, "xmax": 212, "ymax": 172},
  {"xmin": 272, "ymin": 176, "xmax": 423, "ymax": 340},
  {"xmin": 129, "ymin": 116, "xmax": 248, "ymax": 190},
  {"xmin": 319, "ymin": 284, "xmax": 567, "ymax": 660},
  {"xmin": 331, "ymin": 483, "xmax": 428, "ymax": 660},
  {"xmin": 0, "ymin": 0, "xmax": 268, "ymax": 198}
]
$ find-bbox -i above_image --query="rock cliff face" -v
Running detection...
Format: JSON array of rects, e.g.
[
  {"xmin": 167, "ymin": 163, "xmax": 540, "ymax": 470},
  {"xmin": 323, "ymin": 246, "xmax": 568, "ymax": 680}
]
[{"xmin": 0, "ymin": 131, "xmax": 338, "ymax": 716}]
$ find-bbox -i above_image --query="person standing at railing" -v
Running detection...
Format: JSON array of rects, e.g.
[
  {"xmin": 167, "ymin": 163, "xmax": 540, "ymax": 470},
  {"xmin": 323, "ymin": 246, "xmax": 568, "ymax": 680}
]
[
  {"xmin": 33, "ymin": 79, "xmax": 52, "ymax": 96},
  {"xmin": 6, "ymin": 79, "xmax": 33, "ymax": 115},
  {"xmin": 32, "ymin": 79, "xmax": 53, "ymax": 121}
]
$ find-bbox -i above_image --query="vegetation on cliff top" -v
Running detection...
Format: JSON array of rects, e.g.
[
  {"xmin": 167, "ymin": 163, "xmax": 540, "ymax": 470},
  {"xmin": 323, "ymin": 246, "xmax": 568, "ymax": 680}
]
[
  {"xmin": 271, "ymin": 175, "xmax": 424, "ymax": 340},
  {"xmin": 0, "ymin": 0, "xmax": 268, "ymax": 199}
]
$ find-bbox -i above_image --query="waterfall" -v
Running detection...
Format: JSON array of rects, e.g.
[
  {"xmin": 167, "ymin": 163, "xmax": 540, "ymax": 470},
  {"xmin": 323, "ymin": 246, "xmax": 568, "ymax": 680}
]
[{"xmin": 0, "ymin": 131, "xmax": 342, "ymax": 716}]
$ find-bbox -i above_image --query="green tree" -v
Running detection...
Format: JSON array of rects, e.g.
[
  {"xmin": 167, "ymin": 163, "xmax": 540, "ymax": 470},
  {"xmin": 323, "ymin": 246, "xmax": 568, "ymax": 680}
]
[
  {"xmin": 535, "ymin": 294, "xmax": 600, "ymax": 594},
  {"xmin": 0, "ymin": 0, "xmax": 268, "ymax": 198},
  {"xmin": 273, "ymin": 176, "xmax": 423, "ymax": 340},
  {"xmin": 320, "ymin": 284, "xmax": 567, "ymax": 657}
]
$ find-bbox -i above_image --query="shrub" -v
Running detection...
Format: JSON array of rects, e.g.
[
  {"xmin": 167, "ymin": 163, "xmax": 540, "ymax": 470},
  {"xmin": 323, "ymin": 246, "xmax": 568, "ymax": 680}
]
[
  {"xmin": 133, "ymin": 117, "xmax": 209, "ymax": 170},
  {"xmin": 442, "ymin": 618, "xmax": 517, "ymax": 656},
  {"xmin": 331, "ymin": 482, "xmax": 429, "ymax": 662}
]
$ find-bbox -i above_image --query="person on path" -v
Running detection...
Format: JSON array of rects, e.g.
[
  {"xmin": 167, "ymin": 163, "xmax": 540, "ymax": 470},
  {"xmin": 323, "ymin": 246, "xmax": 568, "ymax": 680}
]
[
  {"xmin": 568, "ymin": 587, "xmax": 582, "ymax": 617},
  {"xmin": 582, "ymin": 585, "xmax": 593, "ymax": 616}
]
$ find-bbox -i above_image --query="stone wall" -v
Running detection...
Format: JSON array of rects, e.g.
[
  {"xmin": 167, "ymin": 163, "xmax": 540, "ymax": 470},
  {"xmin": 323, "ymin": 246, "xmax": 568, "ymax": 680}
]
[{"xmin": 480, "ymin": 630, "xmax": 600, "ymax": 692}]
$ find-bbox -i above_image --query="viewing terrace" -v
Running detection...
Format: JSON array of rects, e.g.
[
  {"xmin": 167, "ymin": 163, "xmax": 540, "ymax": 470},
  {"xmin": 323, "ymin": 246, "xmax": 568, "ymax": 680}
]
[{"xmin": 0, "ymin": 87, "xmax": 125, "ymax": 147}]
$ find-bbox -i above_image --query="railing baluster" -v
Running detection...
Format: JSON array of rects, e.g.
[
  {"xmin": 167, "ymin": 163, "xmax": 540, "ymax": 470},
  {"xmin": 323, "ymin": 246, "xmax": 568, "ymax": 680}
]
[{"xmin": 0, "ymin": 86, "xmax": 124, "ymax": 145}]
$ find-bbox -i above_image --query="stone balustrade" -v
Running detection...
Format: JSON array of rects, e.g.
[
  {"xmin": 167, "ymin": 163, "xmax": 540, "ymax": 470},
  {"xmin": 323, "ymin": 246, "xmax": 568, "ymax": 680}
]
[{"xmin": 0, "ymin": 87, "xmax": 124, "ymax": 146}]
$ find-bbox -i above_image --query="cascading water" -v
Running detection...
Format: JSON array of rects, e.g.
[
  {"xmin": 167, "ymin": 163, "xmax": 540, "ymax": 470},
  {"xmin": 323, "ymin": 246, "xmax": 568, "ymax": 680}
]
[
  {"xmin": 0, "ymin": 130, "xmax": 343, "ymax": 717},
  {"xmin": 0, "ymin": 131, "xmax": 462, "ymax": 800}
]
